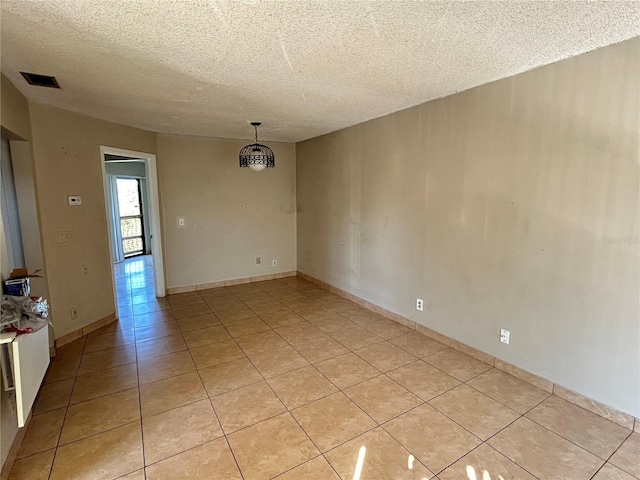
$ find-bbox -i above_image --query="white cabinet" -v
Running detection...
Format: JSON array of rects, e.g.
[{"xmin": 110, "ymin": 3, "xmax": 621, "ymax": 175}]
[{"xmin": 0, "ymin": 326, "xmax": 50, "ymax": 427}]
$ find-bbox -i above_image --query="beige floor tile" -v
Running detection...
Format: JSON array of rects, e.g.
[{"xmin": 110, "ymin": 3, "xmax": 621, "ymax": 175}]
[
  {"xmin": 44, "ymin": 356, "xmax": 81, "ymax": 384},
  {"xmin": 199, "ymin": 357, "xmax": 263, "ymax": 396},
  {"xmin": 132, "ymin": 310, "xmax": 174, "ymax": 328},
  {"xmin": 60, "ymin": 387, "xmax": 140, "ymax": 444},
  {"xmin": 384, "ymin": 404, "xmax": 481, "ymax": 473},
  {"xmin": 207, "ymin": 297, "xmax": 247, "ymax": 312},
  {"xmin": 89, "ymin": 317, "xmax": 135, "ymax": 336},
  {"xmin": 71, "ymin": 363, "xmax": 138, "ymax": 404},
  {"xmin": 132, "ymin": 293, "xmax": 162, "ymax": 305},
  {"xmin": 267, "ymin": 365, "xmax": 338, "ymax": 409},
  {"xmin": 466, "ymin": 368, "xmax": 550, "ymax": 414},
  {"xmin": 389, "ymin": 331, "xmax": 449, "ymax": 358},
  {"xmin": 227, "ymin": 413, "xmax": 319, "ymax": 480},
  {"xmin": 17, "ymin": 408, "xmax": 66, "ymax": 458},
  {"xmin": 488, "ymin": 417, "xmax": 604, "ymax": 480},
  {"xmin": 118, "ymin": 304, "xmax": 134, "ymax": 317},
  {"xmin": 315, "ymin": 353, "xmax": 381, "ymax": 389},
  {"xmin": 190, "ymin": 339, "xmax": 245, "ymax": 370},
  {"xmin": 593, "ymin": 463, "xmax": 638, "ymax": 480},
  {"xmin": 275, "ymin": 322, "xmax": 325, "ymax": 344},
  {"xmin": 199, "ymin": 287, "xmax": 234, "ymax": 298},
  {"xmin": 306, "ymin": 313, "xmax": 357, "ymax": 334},
  {"xmin": 166, "ymin": 291, "xmax": 200, "ymax": 302},
  {"xmin": 176, "ymin": 313, "xmax": 220, "ymax": 332},
  {"xmin": 224, "ymin": 317, "xmax": 272, "ymax": 338},
  {"xmin": 273, "ymin": 456, "xmax": 340, "ymax": 479},
  {"xmin": 137, "ymin": 350, "xmax": 195, "ymax": 384},
  {"xmin": 344, "ymin": 375, "xmax": 422, "ymax": 423},
  {"xmin": 8, "ymin": 449, "xmax": 55, "ymax": 480},
  {"xmin": 167, "ymin": 294, "xmax": 206, "ymax": 308},
  {"xmin": 363, "ymin": 318, "xmax": 412, "ymax": 339},
  {"xmin": 354, "ymin": 341, "xmax": 417, "ymax": 372},
  {"xmin": 34, "ymin": 378, "xmax": 74, "ymax": 414},
  {"xmin": 609, "ymin": 433, "xmax": 640, "ymax": 478},
  {"xmin": 134, "ymin": 321, "xmax": 181, "ymax": 342},
  {"xmin": 238, "ymin": 291, "xmax": 274, "ymax": 305},
  {"xmin": 118, "ymin": 469, "xmax": 145, "ymax": 479},
  {"xmin": 337, "ymin": 309, "xmax": 379, "ymax": 325},
  {"xmin": 292, "ymin": 392, "xmax": 376, "ymax": 452},
  {"xmin": 215, "ymin": 307, "xmax": 259, "ymax": 324},
  {"xmin": 299, "ymin": 307, "xmax": 339, "ymax": 321},
  {"xmin": 249, "ymin": 300, "xmax": 291, "ymax": 317},
  {"xmin": 132, "ymin": 301, "xmax": 170, "ymax": 316},
  {"xmin": 438, "ymin": 443, "xmax": 536, "ymax": 480},
  {"xmin": 212, "ymin": 381, "xmax": 286, "ymax": 433},
  {"xmin": 140, "ymin": 371, "xmax": 207, "ymax": 417},
  {"xmin": 235, "ymin": 329, "xmax": 288, "ymax": 354},
  {"xmin": 328, "ymin": 326, "xmax": 384, "ymax": 350},
  {"xmin": 429, "ymin": 385, "xmax": 519, "ymax": 440},
  {"xmin": 50, "ymin": 421, "xmax": 143, "ymax": 480},
  {"xmin": 325, "ymin": 427, "xmax": 434, "ymax": 480},
  {"xmin": 423, "ymin": 348, "xmax": 491, "ymax": 381},
  {"xmin": 83, "ymin": 329, "xmax": 135, "ymax": 353},
  {"xmin": 135, "ymin": 332, "xmax": 186, "ymax": 358},
  {"xmin": 182, "ymin": 324, "xmax": 231, "ymax": 349},
  {"xmin": 54, "ymin": 337, "xmax": 86, "ymax": 359},
  {"xmin": 172, "ymin": 303, "xmax": 213, "ymax": 319},
  {"xmin": 78, "ymin": 344, "xmax": 137, "ymax": 375},
  {"xmin": 227, "ymin": 284, "xmax": 262, "ymax": 295},
  {"xmin": 292, "ymin": 334, "xmax": 349, "ymax": 363},
  {"xmin": 387, "ymin": 360, "xmax": 461, "ymax": 400},
  {"xmin": 260, "ymin": 309, "xmax": 306, "ymax": 328},
  {"xmin": 143, "ymin": 399, "xmax": 223, "ymax": 465},
  {"xmin": 145, "ymin": 437, "xmax": 242, "ymax": 479},
  {"xmin": 526, "ymin": 396, "xmax": 632, "ymax": 459},
  {"xmin": 249, "ymin": 345, "xmax": 310, "ymax": 378}
]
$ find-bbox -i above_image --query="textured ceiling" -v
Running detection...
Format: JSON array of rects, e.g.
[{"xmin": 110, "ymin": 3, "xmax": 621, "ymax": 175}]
[{"xmin": 1, "ymin": 1, "xmax": 638, "ymax": 143}]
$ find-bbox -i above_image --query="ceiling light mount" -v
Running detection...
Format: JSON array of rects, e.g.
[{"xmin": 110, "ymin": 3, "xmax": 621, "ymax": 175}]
[{"xmin": 239, "ymin": 122, "xmax": 275, "ymax": 172}]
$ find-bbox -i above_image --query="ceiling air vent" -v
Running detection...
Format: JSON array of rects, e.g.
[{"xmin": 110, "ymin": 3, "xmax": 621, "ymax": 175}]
[{"xmin": 20, "ymin": 72, "xmax": 60, "ymax": 89}]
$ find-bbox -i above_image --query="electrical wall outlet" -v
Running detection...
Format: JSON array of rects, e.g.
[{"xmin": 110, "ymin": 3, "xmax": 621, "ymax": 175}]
[
  {"xmin": 256, "ymin": 257, "xmax": 261, "ymax": 265},
  {"xmin": 177, "ymin": 217, "xmax": 186, "ymax": 228},
  {"xmin": 58, "ymin": 230, "xmax": 70, "ymax": 243},
  {"xmin": 272, "ymin": 259, "xmax": 277, "ymax": 267},
  {"xmin": 81, "ymin": 263, "xmax": 89, "ymax": 275},
  {"xmin": 500, "ymin": 329, "xmax": 510, "ymax": 344},
  {"xmin": 416, "ymin": 298, "xmax": 424, "ymax": 311},
  {"xmin": 70, "ymin": 307, "xmax": 79, "ymax": 320}
]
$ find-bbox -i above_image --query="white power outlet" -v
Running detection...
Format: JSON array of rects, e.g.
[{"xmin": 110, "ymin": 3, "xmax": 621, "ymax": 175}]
[
  {"xmin": 500, "ymin": 329, "xmax": 510, "ymax": 344},
  {"xmin": 256, "ymin": 257, "xmax": 261, "ymax": 265},
  {"xmin": 272, "ymin": 259, "xmax": 277, "ymax": 267},
  {"xmin": 70, "ymin": 307, "xmax": 79, "ymax": 320},
  {"xmin": 416, "ymin": 298, "xmax": 424, "ymax": 312}
]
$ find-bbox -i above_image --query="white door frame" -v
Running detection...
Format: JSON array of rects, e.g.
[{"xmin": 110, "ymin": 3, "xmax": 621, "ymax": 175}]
[{"xmin": 99, "ymin": 146, "xmax": 165, "ymax": 299}]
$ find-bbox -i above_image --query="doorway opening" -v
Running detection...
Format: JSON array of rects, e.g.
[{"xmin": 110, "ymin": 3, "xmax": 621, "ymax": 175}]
[
  {"xmin": 115, "ymin": 177, "xmax": 147, "ymax": 258},
  {"xmin": 100, "ymin": 147, "xmax": 165, "ymax": 315}
]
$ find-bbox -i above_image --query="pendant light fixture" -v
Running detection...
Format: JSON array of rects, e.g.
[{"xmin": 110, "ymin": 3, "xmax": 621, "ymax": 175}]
[{"xmin": 239, "ymin": 122, "xmax": 275, "ymax": 171}]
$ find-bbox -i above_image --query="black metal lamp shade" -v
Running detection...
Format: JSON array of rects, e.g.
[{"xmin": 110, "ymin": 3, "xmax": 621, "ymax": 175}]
[
  {"xmin": 239, "ymin": 122, "xmax": 275, "ymax": 171},
  {"xmin": 239, "ymin": 143, "xmax": 275, "ymax": 171}
]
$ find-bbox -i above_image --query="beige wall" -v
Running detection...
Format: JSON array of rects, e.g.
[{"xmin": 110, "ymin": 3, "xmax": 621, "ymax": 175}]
[
  {"xmin": 157, "ymin": 134, "xmax": 296, "ymax": 288},
  {"xmin": 0, "ymin": 75, "xmax": 38, "ymax": 467},
  {"xmin": 1, "ymin": 74, "xmax": 31, "ymax": 141},
  {"xmin": 28, "ymin": 103, "xmax": 157, "ymax": 338},
  {"xmin": 296, "ymin": 38, "xmax": 640, "ymax": 417}
]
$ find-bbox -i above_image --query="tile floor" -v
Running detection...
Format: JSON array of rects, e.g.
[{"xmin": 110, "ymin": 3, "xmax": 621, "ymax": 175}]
[{"xmin": 8, "ymin": 255, "xmax": 639, "ymax": 479}]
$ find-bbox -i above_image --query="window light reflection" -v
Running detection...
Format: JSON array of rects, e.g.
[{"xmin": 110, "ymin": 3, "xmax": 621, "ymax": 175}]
[{"xmin": 352, "ymin": 445, "xmax": 366, "ymax": 480}]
